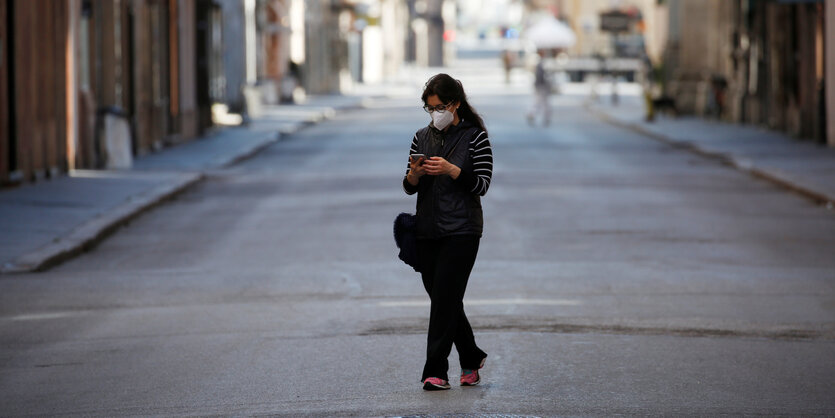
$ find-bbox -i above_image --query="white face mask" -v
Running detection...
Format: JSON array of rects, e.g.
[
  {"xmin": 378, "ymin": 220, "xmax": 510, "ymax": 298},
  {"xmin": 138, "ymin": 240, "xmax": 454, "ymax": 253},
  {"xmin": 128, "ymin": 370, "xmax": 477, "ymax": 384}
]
[{"xmin": 431, "ymin": 109, "xmax": 454, "ymax": 130}]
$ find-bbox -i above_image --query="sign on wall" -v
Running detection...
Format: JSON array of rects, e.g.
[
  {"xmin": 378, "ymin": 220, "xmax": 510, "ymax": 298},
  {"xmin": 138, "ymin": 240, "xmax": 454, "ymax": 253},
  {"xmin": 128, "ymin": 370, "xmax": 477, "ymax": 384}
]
[{"xmin": 599, "ymin": 11, "xmax": 631, "ymax": 33}]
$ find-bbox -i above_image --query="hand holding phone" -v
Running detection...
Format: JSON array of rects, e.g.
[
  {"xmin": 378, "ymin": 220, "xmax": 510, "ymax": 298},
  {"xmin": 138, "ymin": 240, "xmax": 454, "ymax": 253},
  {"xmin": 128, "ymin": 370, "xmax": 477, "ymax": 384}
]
[
  {"xmin": 410, "ymin": 154, "xmax": 426, "ymax": 165},
  {"xmin": 407, "ymin": 154, "xmax": 427, "ymax": 185}
]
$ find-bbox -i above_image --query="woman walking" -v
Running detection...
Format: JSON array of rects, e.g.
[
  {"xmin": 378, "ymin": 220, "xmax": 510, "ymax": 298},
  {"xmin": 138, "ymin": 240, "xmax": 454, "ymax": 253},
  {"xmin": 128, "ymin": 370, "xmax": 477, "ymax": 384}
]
[{"xmin": 403, "ymin": 73, "xmax": 493, "ymax": 391}]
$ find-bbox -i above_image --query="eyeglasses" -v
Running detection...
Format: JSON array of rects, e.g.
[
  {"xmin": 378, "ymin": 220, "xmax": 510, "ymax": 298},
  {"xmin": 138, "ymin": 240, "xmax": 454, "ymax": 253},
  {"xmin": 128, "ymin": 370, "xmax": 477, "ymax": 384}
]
[{"xmin": 423, "ymin": 102, "xmax": 453, "ymax": 113}]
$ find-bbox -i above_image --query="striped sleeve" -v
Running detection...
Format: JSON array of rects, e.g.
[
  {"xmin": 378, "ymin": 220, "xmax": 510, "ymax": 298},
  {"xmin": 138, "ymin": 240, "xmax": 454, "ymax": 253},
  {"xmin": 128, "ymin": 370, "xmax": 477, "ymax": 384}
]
[
  {"xmin": 406, "ymin": 134, "xmax": 418, "ymax": 175},
  {"xmin": 461, "ymin": 130, "xmax": 493, "ymax": 196},
  {"xmin": 403, "ymin": 134, "xmax": 419, "ymax": 195}
]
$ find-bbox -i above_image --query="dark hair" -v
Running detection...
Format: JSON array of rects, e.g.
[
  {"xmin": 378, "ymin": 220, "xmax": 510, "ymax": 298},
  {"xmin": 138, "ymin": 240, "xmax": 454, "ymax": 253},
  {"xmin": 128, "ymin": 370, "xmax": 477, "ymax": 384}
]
[{"xmin": 422, "ymin": 73, "xmax": 487, "ymax": 135}]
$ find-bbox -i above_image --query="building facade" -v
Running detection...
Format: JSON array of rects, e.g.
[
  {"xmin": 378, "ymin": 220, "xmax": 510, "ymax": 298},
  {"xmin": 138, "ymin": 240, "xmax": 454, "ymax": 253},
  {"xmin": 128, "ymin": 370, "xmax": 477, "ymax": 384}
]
[
  {"xmin": 550, "ymin": 0, "xmax": 661, "ymax": 58},
  {"xmin": 664, "ymin": 0, "xmax": 832, "ymax": 146},
  {"xmin": 0, "ymin": 0, "xmax": 427, "ymax": 186},
  {"xmin": 0, "ymin": 0, "xmax": 223, "ymax": 183}
]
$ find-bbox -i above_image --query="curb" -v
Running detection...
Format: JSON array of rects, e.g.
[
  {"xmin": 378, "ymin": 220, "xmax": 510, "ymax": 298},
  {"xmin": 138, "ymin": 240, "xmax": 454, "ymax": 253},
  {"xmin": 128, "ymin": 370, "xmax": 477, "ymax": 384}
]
[
  {"xmin": 0, "ymin": 172, "xmax": 203, "ymax": 274},
  {"xmin": 217, "ymin": 131, "xmax": 281, "ymax": 168},
  {"xmin": 275, "ymin": 99, "xmax": 370, "ymax": 136},
  {"xmin": 586, "ymin": 104, "xmax": 835, "ymax": 208}
]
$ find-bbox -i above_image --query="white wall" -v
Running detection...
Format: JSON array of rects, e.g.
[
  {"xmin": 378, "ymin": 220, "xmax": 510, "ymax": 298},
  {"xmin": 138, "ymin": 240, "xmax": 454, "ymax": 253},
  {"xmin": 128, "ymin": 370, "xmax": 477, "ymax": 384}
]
[{"xmin": 362, "ymin": 26, "xmax": 384, "ymax": 83}]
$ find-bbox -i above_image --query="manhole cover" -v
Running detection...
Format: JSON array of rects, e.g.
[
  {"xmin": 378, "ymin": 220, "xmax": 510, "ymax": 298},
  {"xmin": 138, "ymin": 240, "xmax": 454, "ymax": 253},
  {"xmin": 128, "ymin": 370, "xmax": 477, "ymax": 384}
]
[{"xmin": 392, "ymin": 415, "xmax": 540, "ymax": 418}]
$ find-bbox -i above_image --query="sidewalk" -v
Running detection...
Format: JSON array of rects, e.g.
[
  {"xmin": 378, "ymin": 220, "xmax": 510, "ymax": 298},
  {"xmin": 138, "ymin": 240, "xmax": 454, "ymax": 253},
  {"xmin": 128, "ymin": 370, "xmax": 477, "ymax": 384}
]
[
  {"xmin": 588, "ymin": 96, "xmax": 835, "ymax": 208},
  {"xmin": 0, "ymin": 95, "xmax": 367, "ymax": 274}
]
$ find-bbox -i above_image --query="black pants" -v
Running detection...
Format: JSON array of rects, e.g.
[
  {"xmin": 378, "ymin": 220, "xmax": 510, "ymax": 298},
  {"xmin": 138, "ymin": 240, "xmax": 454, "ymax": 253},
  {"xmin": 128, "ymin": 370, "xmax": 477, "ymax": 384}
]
[{"xmin": 417, "ymin": 235, "xmax": 487, "ymax": 381}]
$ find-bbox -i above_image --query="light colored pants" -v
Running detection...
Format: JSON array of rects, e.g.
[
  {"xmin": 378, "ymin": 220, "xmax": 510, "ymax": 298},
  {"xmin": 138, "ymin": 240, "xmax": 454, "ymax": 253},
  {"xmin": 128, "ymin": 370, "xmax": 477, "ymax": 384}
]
[{"xmin": 527, "ymin": 88, "xmax": 551, "ymax": 124}]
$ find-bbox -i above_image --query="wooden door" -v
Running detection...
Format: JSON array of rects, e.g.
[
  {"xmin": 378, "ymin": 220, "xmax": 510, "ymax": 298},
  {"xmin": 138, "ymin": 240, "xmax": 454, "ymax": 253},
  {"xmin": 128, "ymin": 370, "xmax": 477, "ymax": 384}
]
[{"xmin": 0, "ymin": 0, "xmax": 8, "ymax": 181}]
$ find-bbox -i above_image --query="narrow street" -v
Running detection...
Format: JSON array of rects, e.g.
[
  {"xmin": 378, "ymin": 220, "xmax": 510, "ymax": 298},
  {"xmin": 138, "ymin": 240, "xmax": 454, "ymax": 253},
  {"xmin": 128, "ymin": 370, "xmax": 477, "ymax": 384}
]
[{"xmin": 1, "ymin": 73, "xmax": 834, "ymax": 415}]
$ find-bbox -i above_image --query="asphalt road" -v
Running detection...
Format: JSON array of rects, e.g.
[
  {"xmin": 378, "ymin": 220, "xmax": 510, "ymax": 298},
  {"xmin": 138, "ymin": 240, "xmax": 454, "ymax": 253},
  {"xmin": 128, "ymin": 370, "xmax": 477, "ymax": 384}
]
[{"xmin": 1, "ymin": 83, "xmax": 834, "ymax": 416}]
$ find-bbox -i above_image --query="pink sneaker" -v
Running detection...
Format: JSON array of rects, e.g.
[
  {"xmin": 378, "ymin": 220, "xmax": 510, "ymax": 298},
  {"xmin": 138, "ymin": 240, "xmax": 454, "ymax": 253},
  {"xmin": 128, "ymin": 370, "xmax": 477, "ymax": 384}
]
[
  {"xmin": 460, "ymin": 369, "xmax": 480, "ymax": 386},
  {"xmin": 422, "ymin": 377, "xmax": 451, "ymax": 391},
  {"xmin": 460, "ymin": 358, "xmax": 486, "ymax": 386}
]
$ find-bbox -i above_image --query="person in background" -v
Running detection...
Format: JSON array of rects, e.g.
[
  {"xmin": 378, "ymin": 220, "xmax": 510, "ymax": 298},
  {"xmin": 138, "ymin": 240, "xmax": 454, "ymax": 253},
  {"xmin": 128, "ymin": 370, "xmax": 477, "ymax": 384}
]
[
  {"xmin": 527, "ymin": 49, "xmax": 552, "ymax": 126},
  {"xmin": 403, "ymin": 73, "xmax": 493, "ymax": 391},
  {"xmin": 502, "ymin": 49, "xmax": 515, "ymax": 84}
]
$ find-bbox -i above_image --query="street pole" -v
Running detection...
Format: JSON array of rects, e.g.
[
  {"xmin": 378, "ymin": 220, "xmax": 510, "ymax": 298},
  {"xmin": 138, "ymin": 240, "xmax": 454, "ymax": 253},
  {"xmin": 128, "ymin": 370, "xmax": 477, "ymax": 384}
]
[{"xmin": 611, "ymin": 32, "xmax": 619, "ymax": 106}]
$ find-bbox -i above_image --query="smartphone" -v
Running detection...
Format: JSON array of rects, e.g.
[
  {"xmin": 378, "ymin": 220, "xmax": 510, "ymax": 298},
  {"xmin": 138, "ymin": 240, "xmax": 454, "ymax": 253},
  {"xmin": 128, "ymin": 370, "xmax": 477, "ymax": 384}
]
[{"xmin": 410, "ymin": 154, "xmax": 426, "ymax": 164}]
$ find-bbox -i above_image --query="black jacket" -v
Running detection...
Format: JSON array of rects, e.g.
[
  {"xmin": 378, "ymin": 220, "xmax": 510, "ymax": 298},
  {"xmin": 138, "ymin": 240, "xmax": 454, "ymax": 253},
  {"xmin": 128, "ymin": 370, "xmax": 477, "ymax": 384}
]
[{"xmin": 404, "ymin": 120, "xmax": 483, "ymax": 239}]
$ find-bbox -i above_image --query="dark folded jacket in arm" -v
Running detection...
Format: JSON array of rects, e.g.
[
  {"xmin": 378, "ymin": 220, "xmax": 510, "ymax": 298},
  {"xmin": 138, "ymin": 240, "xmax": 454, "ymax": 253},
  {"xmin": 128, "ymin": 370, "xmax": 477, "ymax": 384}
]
[{"xmin": 393, "ymin": 212, "xmax": 420, "ymax": 272}]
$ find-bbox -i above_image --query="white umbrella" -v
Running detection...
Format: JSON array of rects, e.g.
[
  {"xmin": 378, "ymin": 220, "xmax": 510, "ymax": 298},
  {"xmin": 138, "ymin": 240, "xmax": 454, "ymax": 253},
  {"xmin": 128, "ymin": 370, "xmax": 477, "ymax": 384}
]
[{"xmin": 525, "ymin": 16, "xmax": 576, "ymax": 49}]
